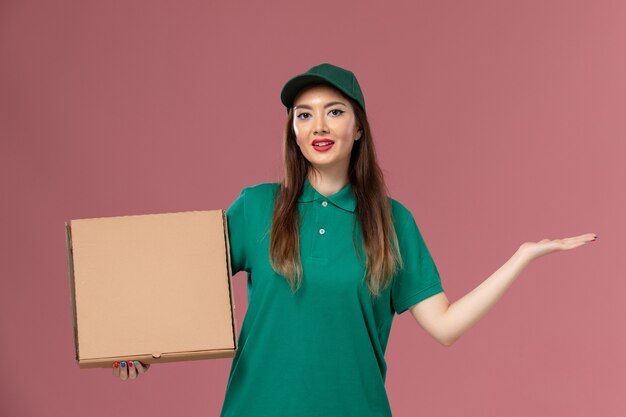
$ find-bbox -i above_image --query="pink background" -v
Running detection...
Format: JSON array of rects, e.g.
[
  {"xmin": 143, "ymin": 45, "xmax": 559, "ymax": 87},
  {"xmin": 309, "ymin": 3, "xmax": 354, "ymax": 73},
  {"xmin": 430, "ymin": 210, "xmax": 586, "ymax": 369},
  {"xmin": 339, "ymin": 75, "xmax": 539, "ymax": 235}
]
[{"xmin": 1, "ymin": 0, "xmax": 624, "ymax": 416}]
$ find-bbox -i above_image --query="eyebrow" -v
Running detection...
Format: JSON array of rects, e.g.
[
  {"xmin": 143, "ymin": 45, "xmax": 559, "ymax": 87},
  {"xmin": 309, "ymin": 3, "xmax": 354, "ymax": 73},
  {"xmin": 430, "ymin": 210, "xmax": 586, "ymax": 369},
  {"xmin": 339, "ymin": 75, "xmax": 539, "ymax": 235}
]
[{"xmin": 293, "ymin": 101, "xmax": 347, "ymax": 111}]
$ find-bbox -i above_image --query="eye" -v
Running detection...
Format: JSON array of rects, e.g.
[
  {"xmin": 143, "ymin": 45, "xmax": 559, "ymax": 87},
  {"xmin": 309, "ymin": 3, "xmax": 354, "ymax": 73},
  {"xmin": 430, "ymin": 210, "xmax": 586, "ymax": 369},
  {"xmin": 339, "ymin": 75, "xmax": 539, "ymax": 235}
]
[
  {"xmin": 296, "ymin": 112, "xmax": 311, "ymax": 120},
  {"xmin": 329, "ymin": 109, "xmax": 344, "ymax": 116}
]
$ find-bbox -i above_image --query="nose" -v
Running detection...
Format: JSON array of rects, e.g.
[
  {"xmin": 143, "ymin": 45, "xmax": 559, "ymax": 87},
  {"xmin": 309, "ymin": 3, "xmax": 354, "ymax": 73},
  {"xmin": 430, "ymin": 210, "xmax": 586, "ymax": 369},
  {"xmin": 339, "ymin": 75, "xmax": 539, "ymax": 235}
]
[{"xmin": 313, "ymin": 112, "xmax": 329, "ymax": 135}]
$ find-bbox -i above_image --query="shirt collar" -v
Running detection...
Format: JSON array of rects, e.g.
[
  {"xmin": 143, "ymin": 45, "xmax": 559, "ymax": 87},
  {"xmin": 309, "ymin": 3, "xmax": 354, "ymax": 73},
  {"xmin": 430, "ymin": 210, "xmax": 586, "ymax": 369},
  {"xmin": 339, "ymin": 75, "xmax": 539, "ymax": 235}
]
[{"xmin": 297, "ymin": 177, "xmax": 356, "ymax": 213}]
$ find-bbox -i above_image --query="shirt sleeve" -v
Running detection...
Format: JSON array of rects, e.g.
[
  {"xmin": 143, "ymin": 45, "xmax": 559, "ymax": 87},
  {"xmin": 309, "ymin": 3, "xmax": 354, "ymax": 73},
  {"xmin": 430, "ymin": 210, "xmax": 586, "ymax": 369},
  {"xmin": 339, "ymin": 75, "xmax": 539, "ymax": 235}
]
[
  {"xmin": 391, "ymin": 212, "xmax": 445, "ymax": 315},
  {"xmin": 226, "ymin": 187, "xmax": 250, "ymax": 275}
]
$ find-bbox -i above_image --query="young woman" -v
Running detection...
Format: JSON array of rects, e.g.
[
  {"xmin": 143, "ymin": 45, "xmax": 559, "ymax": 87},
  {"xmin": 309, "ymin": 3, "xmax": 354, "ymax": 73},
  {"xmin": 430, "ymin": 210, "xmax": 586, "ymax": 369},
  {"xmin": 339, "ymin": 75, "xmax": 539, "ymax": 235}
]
[{"xmin": 112, "ymin": 63, "xmax": 597, "ymax": 417}]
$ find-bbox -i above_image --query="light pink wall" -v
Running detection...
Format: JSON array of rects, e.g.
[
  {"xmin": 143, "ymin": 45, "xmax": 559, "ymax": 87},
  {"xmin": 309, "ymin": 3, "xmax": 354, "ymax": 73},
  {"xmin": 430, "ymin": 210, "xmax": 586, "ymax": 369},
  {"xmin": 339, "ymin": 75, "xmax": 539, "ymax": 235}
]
[{"xmin": 1, "ymin": 1, "xmax": 624, "ymax": 416}]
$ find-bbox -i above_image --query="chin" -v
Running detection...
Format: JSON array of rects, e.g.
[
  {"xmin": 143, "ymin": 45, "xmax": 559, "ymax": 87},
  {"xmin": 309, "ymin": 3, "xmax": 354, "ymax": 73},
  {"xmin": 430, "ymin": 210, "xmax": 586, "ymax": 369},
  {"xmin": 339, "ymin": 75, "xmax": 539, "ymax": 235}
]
[{"xmin": 308, "ymin": 159, "xmax": 348, "ymax": 169}]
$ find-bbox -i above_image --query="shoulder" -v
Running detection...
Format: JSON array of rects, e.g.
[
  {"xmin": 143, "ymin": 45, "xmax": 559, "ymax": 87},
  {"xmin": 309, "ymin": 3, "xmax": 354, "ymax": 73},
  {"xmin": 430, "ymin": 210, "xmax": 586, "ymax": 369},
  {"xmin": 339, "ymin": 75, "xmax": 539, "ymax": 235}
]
[
  {"xmin": 240, "ymin": 181, "xmax": 281, "ymax": 200},
  {"xmin": 229, "ymin": 182, "xmax": 279, "ymax": 225},
  {"xmin": 386, "ymin": 196, "xmax": 413, "ymax": 229}
]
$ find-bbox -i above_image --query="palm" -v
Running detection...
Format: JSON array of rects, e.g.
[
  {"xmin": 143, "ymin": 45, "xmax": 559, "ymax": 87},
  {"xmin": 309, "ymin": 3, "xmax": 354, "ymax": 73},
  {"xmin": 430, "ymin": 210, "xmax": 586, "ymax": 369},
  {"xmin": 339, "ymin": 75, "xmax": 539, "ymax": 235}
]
[{"xmin": 520, "ymin": 233, "xmax": 597, "ymax": 260}]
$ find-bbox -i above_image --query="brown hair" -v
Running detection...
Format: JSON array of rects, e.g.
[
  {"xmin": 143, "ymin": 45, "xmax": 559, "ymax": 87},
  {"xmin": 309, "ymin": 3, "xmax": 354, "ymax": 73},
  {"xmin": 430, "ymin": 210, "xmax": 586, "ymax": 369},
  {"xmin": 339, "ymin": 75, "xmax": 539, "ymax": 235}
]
[{"xmin": 269, "ymin": 84, "xmax": 403, "ymax": 299}]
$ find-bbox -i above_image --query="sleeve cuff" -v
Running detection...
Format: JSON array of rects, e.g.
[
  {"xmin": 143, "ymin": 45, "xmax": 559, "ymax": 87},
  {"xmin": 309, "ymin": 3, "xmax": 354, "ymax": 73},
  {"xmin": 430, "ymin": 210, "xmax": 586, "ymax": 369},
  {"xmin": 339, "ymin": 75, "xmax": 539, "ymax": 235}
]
[{"xmin": 395, "ymin": 283, "xmax": 445, "ymax": 315}]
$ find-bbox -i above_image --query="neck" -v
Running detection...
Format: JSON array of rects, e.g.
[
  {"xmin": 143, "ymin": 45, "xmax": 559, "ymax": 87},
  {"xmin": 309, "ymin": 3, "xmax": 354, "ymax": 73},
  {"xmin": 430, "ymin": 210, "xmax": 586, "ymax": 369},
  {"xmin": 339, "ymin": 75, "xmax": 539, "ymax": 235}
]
[{"xmin": 307, "ymin": 170, "xmax": 350, "ymax": 197}]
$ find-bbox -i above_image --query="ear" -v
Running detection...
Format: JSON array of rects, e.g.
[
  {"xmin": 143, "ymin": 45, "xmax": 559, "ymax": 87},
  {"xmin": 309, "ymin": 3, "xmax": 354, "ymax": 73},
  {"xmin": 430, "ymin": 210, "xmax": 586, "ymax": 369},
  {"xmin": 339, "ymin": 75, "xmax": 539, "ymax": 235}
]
[{"xmin": 355, "ymin": 128, "xmax": 362, "ymax": 141}]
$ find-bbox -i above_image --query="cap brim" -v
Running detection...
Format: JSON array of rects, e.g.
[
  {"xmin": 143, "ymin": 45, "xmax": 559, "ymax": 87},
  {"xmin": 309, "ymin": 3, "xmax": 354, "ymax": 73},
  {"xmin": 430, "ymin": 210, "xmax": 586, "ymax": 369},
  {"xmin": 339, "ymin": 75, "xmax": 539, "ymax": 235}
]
[{"xmin": 280, "ymin": 74, "xmax": 335, "ymax": 110}]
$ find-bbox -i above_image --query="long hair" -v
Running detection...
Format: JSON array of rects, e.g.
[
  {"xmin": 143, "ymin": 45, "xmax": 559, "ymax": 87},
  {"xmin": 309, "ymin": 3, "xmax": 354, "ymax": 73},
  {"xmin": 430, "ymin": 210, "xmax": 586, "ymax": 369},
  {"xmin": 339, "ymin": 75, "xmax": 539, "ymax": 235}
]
[{"xmin": 269, "ymin": 84, "xmax": 403, "ymax": 299}]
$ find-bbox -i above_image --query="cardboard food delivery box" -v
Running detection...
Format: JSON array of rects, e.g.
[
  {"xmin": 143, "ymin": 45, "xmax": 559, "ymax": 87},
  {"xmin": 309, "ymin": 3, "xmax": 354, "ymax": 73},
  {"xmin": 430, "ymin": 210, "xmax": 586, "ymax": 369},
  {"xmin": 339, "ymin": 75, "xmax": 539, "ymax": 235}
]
[{"xmin": 65, "ymin": 210, "xmax": 238, "ymax": 369}]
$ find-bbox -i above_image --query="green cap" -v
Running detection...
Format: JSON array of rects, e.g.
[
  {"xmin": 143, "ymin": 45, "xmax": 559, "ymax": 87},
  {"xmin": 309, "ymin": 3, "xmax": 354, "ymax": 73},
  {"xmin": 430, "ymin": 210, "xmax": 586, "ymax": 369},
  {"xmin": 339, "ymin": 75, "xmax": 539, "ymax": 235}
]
[{"xmin": 280, "ymin": 63, "xmax": 366, "ymax": 113}]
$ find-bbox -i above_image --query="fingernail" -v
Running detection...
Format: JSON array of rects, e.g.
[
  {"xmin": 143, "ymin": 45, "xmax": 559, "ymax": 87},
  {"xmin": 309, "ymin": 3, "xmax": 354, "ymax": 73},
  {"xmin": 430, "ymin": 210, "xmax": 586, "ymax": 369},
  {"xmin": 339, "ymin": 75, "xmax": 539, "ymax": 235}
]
[
  {"xmin": 121, "ymin": 361, "xmax": 126, "ymax": 368},
  {"xmin": 133, "ymin": 361, "xmax": 139, "ymax": 367},
  {"xmin": 114, "ymin": 362, "xmax": 119, "ymax": 368},
  {"xmin": 128, "ymin": 361, "xmax": 133, "ymax": 367}
]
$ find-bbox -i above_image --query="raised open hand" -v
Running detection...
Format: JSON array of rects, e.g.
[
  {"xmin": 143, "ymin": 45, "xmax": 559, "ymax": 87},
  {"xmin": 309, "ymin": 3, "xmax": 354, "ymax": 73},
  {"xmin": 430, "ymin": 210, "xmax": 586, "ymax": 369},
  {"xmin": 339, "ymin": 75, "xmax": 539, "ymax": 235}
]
[{"xmin": 519, "ymin": 233, "xmax": 597, "ymax": 261}]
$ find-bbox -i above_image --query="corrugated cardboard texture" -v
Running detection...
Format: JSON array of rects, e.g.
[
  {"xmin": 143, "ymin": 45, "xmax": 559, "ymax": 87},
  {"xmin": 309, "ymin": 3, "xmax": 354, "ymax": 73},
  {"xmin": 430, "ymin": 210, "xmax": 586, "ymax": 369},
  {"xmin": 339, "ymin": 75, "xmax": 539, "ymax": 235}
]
[{"xmin": 65, "ymin": 210, "xmax": 237, "ymax": 368}]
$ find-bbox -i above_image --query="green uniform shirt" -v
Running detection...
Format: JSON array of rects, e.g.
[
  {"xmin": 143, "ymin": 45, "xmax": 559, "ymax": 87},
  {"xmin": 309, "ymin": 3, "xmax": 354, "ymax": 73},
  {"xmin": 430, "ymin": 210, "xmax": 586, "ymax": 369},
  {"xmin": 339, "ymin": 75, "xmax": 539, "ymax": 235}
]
[{"xmin": 220, "ymin": 178, "xmax": 445, "ymax": 417}]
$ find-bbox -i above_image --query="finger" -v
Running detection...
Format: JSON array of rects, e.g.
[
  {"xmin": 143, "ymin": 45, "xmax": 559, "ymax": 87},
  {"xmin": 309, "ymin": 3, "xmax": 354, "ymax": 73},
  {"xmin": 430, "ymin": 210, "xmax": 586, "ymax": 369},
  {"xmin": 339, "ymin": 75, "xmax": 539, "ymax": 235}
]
[
  {"xmin": 561, "ymin": 239, "xmax": 584, "ymax": 248},
  {"xmin": 571, "ymin": 234, "xmax": 593, "ymax": 241},
  {"xmin": 112, "ymin": 361, "xmax": 120, "ymax": 377},
  {"xmin": 135, "ymin": 361, "xmax": 148, "ymax": 375},
  {"xmin": 567, "ymin": 241, "xmax": 587, "ymax": 249},
  {"xmin": 128, "ymin": 360, "xmax": 138, "ymax": 380},
  {"xmin": 569, "ymin": 233, "xmax": 597, "ymax": 241},
  {"xmin": 119, "ymin": 361, "xmax": 128, "ymax": 381},
  {"xmin": 562, "ymin": 235, "xmax": 596, "ymax": 249},
  {"xmin": 567, "ymin": 234, "xmax": 596, "ymax": 243}
]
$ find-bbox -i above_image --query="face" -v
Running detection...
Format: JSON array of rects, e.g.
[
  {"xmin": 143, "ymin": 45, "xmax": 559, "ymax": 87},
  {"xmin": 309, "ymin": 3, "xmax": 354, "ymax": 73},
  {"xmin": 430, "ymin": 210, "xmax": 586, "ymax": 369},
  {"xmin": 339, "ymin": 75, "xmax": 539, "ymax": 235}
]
[{"xmin": 292, "ymin": 84, "xmax": 362, "ymax": 176}]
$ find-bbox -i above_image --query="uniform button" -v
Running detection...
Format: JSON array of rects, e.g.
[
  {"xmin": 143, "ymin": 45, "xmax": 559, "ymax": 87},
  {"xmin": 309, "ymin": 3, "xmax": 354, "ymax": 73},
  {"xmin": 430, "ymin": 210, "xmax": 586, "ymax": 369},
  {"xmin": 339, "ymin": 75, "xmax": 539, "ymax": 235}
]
[
  {"xmin": 322, "ymin": 201, "xmax": 328, "ymax": 207},
  {"xmin": 319, "ymin": 228, "xmax": 326, "ymax": 235}
]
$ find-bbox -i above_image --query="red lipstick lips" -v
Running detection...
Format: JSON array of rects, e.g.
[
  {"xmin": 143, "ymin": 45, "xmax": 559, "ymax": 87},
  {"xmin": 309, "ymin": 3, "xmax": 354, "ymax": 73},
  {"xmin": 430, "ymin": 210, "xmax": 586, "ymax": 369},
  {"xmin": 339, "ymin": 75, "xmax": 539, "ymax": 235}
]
[{"xmin": 312, "ymin": 138, "xmax": 334, "ymax": 152}]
